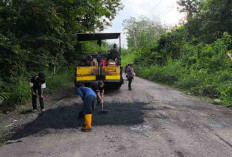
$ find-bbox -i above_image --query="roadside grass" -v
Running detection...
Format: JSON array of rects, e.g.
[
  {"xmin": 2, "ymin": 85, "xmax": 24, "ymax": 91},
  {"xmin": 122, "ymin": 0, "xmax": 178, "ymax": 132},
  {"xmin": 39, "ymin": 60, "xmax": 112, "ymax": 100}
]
[
  {"xmin": 0, "ymin": 68, "xmax": 75, "ymax": 113},
  {"xmin": 45, "ymin": 69, "xmax": 74, "ymax": 95},
  {"xmin": 135, "ymin": 63, "xmax": 232, "ymax": 107},
  {"xmin": 121, "ymin": 51, "xmax": 136, "ymax": 67}
]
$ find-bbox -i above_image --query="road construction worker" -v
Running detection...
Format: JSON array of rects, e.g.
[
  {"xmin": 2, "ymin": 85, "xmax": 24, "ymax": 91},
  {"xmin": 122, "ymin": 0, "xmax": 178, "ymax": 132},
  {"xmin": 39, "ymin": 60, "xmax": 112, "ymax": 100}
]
[
  {"xmin": 127, "ymin": 62, "xmax": 135, "ymax": 91},
  {"xmin": 77, "ymin": 82, "xmax": 97, "ymax": 132},
  {"xmin": 91, "ymin": 81, "xmax": 105, "ymax": 105},
  {"xmin": 227, "ymin": 52, "xmax": 232, "ymax": 62},
  {"xmin": 125, "ymin": 64, "xmax": 129, "ymax": 80},
  {"xmin": 29, "ymin": 72, "xmax": 46, "ymax": 112},
  {"xmin": 90, "ymin": 56, "xmax": 98, "ymax": 66}
]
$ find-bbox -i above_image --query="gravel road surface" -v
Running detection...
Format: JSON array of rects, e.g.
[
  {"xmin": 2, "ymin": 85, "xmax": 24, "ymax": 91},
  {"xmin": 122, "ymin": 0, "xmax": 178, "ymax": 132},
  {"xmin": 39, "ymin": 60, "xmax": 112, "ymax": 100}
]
[{"xmin": 0, "ymin": 77, "xmax": 232, "ymax": 157}]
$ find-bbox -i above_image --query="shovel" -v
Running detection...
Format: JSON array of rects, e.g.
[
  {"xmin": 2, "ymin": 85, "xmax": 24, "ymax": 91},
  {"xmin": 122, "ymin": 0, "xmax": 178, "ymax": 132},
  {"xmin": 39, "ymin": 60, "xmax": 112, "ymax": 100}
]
[{"xmin": 98, "ymin": 102, "xmax": 108, "ymax": 114}]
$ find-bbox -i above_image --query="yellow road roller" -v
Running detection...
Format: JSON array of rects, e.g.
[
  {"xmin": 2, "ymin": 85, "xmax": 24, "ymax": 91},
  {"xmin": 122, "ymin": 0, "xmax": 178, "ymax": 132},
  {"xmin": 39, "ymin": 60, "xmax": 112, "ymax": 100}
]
[{"xmin": 75, "ymin": 33, "xmax": 123, "ymax": 89}]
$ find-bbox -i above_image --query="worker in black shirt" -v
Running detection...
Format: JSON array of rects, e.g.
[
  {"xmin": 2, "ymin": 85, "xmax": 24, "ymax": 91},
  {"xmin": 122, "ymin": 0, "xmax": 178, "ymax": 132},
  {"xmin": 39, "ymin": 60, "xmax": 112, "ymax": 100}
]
[
  {"xmin": 29, "ymin": 72, "xmax": 46, "ymax": 112},
  {"xmin": 91, "ymin": 81, "xmax": 105, "ymax": 105},
  {"xmin": 97, "ymin": 81, "xmax": 104, "ymax": 104}
]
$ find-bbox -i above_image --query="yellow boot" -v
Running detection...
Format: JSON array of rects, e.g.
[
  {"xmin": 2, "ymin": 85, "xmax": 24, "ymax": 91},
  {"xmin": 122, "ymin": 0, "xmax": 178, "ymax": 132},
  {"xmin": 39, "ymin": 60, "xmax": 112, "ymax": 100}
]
[{"xmin": 81, "ymin": 114, "xmax": 92, "ymax": 132}]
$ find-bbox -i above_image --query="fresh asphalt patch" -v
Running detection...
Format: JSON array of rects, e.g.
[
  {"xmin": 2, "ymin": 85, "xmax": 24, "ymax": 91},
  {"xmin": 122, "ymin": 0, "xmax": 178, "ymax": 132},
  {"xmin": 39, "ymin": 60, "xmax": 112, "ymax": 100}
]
[{"xmin": 10, "ymin": 101, "xmax": 148, "ymax": 140}]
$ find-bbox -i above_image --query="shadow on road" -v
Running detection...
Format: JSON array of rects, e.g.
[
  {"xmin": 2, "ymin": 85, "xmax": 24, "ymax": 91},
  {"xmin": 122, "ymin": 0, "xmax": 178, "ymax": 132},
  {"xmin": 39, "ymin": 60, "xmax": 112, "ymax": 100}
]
[{"xmin": 10, "ymin": 101, "xmax": 148, "ymax": 140}]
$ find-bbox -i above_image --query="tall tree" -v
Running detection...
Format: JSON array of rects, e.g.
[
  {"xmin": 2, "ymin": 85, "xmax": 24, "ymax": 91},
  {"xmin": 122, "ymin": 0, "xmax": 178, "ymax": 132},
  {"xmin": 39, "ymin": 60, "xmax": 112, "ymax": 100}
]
[
  {"xmin": 177, "ymin": 0, "xmax": 202, "ymax": 18},
  {"xmin": 182, "ymin": 0, "xmax": 232, "ymax": 43},
  {"xmin": 123, "ymin": 16, "xmax": 167, "ymax": 50}
]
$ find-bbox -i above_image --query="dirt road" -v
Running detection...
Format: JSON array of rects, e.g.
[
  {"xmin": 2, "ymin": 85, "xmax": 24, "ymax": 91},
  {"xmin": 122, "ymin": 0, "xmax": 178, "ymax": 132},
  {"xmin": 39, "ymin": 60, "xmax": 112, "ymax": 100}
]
[{"xmin": 0, "ymin": 77, "xmax": 232, "ymax": 157}]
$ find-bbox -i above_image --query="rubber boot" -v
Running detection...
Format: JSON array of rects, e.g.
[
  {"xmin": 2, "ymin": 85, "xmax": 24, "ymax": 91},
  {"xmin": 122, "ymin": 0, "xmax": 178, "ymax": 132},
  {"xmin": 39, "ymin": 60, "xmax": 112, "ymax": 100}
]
[{"xmin": 81, "ymin": 114, "xmax": 92, "ymax": 132}]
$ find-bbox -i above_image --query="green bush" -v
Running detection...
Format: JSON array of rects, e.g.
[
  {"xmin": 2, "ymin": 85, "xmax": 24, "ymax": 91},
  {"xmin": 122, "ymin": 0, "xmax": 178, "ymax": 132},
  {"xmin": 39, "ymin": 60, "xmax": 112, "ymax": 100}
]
[
  {"xmin": 135, "ymin": 60, "xmax": 180, "ymax": 85},
  {"xmin": 45, "ymin": 68, "xmax": 74, "ymax": 94},
  {"xmin": 175, "ymin": 77, "xmax": 202, "ymax": 90},
  {"xmin": 121, "ymin": 50, "xmax": 136, "ymax": 67},
  {"xmin": 216, "ymin": 71, "xmax": 232, "ymax": 83},
  {"xmin": 0, "ymin": 78, "xmax": 31, "ymax": 113},
  {"xmin": 220, "ymin": 84, "xmax": 232, "ymax": 106}
]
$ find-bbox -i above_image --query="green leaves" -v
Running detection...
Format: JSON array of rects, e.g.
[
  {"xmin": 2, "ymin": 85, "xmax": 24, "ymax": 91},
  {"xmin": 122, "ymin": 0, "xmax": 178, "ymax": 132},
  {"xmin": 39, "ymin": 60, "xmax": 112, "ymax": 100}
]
[
  {"xmin": 0, "ymin": 0, "xmax": 123, "ymax": 111},
  {"xmin": 184, "ymin": 0, "xmax": 232, "ymax": 43},
  {"xmin": 0, "ymin": 92, "xmax": 10, "ymax": 105}
]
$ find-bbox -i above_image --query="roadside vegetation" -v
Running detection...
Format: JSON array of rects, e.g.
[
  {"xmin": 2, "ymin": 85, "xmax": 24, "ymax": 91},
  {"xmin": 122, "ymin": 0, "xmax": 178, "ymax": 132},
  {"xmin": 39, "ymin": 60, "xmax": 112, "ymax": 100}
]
[
  {"xmin": 121, "ymin": 49, "xmax": 136, "ymax": 67},
  {"xmin": 123, "ymin": 0, "xmax": 232, "ymax": 106},
  {"xmin": 0, "ymin": 0, "xmax": 123, "ymax": 113}
]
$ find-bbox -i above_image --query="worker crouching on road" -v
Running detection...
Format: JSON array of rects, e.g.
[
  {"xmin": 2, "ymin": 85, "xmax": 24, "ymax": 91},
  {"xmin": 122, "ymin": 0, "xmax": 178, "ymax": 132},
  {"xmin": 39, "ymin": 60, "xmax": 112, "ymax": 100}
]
[
  {"xmin": 77, "ymin": 82, "xmax": 97, "ymax": 132},
  {"xmin": 30, "ymin": 72, "xmax": 46, "ymax": 112}
]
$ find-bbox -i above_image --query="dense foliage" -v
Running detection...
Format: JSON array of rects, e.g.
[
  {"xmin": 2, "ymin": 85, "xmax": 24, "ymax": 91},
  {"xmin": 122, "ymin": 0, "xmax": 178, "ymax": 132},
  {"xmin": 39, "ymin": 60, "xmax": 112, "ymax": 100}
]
[
  {"xmin": 0, "ymin": 0, "xmax": 123, "ymax": 112},
  {"xmin": 179, "ymin": 0, "xmax": 232, "ymax": 43},
  {"xmin": 124, "ymin": 0, "xmax": 232, "ymax": 106}
]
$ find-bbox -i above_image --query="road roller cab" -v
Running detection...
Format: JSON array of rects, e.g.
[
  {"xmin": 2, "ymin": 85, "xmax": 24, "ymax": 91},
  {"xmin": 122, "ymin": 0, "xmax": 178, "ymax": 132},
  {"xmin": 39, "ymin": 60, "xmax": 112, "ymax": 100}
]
[{"xmin": 75, "ymin": 33, "xmax": 123, "ymax": 89}]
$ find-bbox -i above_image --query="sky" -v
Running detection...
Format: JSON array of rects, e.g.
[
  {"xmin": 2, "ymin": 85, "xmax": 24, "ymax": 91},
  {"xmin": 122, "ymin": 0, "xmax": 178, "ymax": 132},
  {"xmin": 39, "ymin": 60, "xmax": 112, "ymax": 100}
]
[{"xmin": 103, "ymin": 0, "xmax": 186, "ymax": 48}]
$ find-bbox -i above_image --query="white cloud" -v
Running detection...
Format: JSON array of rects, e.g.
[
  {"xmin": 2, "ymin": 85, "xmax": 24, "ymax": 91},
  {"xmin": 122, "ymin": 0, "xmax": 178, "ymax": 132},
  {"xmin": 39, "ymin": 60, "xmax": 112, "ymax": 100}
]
[
  {"xmin": 104, "ymin": 0, "xmax": 185, "ymax": 48},
  {"xmin": 127, "ymin": 0, "xmax": 144, "ymax": 5},
  {"xmin": 133, "ymin": 7, "xmax": 149, "ymax": 16}
]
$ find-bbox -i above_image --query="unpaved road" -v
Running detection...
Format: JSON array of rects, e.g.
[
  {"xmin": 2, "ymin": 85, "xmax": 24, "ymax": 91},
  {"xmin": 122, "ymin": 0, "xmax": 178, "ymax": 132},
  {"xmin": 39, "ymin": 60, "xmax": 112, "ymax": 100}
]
[{"xmin": 0, "ymin": 77, "xmax": 232, "ymax": 157}]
